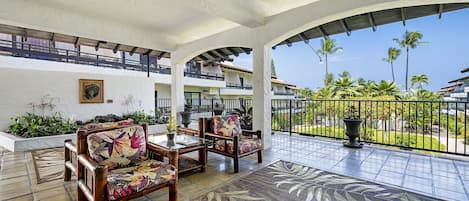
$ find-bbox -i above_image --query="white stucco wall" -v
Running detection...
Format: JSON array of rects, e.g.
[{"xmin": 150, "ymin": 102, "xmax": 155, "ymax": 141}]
[
  {"xmin": 0, "ymin": 58, "xmax": 155, "ymax": 131},
  {"xmin": 155, "ymin": 84, "xmax": 171, "ymax": 99}
]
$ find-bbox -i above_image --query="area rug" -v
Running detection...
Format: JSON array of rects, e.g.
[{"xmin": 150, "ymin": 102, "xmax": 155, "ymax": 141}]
[
  {"xmin": 31, "ymin": 148, "xmax": 64, "ymax": 184},
  {"xmin": 191, "ymin": 160, "xmax": 441, "ymax": 201}
]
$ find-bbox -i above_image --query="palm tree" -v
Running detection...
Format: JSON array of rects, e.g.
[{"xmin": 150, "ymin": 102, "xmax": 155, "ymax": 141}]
[
  {"xmin": 410, "ymin": 74, "xmax": 429, "ymax": 90},
  {"xmin": 393, "ymin": 31, "xmax": 425, "ymax": 91},
  {"xmin": 317, "ymin": 39, "xmax": 342, "ymax": 86},
  {"xmin": 382, "ymin": 48, "xmax": 401, "ymax": 82},
  {"xmin": 374, "ymin": 80, "xmax": 400, "ymax": 99}
]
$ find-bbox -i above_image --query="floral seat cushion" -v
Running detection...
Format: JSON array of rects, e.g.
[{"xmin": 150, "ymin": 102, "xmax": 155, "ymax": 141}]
[
  {"xmin": 87, "ymin": 125, "xmax": 147, "ymax": 170},
  {"xmin": 213, "ymin": 115, "xmax": 242, "ymax": 137},
  {"xmin": 107, "ymin": 159, "xmax": 176, "ymax": 201},
  {"xmin": 214, "ymin": 137, "xmax": 262, "ymax": 154}
]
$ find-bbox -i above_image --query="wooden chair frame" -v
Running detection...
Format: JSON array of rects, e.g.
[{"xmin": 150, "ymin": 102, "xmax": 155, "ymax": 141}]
[
  {"xmin": 66, "ymin": 124, "xmax": 178, "ymax": 201},
  {"xmin": 198, "ymin": 117, "xmax": 262, "ymax": 173}
]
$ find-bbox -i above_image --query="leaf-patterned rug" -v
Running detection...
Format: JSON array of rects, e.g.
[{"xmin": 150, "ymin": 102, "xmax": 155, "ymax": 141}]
[
  {"xmin": 31, "ymin": 148, "xmax": 65, "ymax": 184},
  {"xmin": 191, "ymin": 160, "xmax": 441, "ymax": 201}
]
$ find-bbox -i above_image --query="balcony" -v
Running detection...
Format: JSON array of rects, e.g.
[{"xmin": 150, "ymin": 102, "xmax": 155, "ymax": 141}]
[
  {"xmin": 2, "ymin": 133, "xmax": 469, "ymax": 201},
  {"xmin": 0, "ymin": 39, "xmax": 172, "ymax": 74},
  {"xmin": 184, "ymin": 70, "xmax": 224, "ymax": 81},
  {"xmin": 226, "ymin": 83, "xmax": 253, "ymax": 90}
]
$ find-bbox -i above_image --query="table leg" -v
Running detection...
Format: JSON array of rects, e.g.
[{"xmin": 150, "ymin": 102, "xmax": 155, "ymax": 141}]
[{"xmin": 199, "ymin": 147, "xmax": 207, "ymax": 172}]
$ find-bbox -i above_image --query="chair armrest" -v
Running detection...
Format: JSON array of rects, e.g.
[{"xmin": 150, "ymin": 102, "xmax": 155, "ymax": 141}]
[
  {"xmin": 242, "ymin": 130, "xmax": 262, "ymax": 139},
  {"xmin": 177, "ymin": 127, "xmax": 198, "ymax": 136},
  {"xmin": 77, "ymin": 154, "xmax": 108, "ymax": 201},
  {"xmin": 204, "ymin": 132, "xmax": 235, "ymax": 140}
]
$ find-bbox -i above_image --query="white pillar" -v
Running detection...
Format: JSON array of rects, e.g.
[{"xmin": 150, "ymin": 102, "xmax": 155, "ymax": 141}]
[
  {"xmin": 171, "ymin": 61, "xmax": 185, "ymax": 121},
  {"xmin": 252, "ymin": 43, "xmax": 272, "ymax": 149}
]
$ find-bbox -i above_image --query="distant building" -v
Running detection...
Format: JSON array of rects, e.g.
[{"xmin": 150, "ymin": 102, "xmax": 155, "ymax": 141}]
[{"xmin": 438, "ymin": 67, "xmax": 469, "ymax": 102}]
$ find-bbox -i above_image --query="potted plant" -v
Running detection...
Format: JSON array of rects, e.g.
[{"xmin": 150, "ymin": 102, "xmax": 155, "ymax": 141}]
[
  {"xmin": 233, "ymin": 104, "xmax": 252, "ymax": 130},
  {"xmin": 213, "ymin": 102, "xmax": 224, "ymax": 115},
  {"xmin": 166, "ymin": 116, "xmax": 177, "ymax": 146},
  {"xmin": 343, "ymin": 106, "xmax": 363, "ymax": 148},
  {"xmin": 180, "ymin": 103, "xmax": 192, "ymax": 128}
]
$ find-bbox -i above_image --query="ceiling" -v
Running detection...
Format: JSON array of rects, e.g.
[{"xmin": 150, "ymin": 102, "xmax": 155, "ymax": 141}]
[{"xmin": 34, "ymin": 0, "xmax": 320, "ymax": 44}]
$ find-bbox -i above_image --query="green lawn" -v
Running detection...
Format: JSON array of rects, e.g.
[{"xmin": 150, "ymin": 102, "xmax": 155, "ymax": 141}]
[{"xmin": 294, "ymin": 126, "xmax": 446, "ymax": 151}]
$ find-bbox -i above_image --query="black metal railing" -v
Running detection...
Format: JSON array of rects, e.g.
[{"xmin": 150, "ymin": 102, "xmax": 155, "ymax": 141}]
[
  {"xmin": 273, "ymin": 91, "xmax": 295, "ymax": 95},
  {"xmin": 156, "ymin": 98, "xmax": 469, "ymax": 156},
  {"xmin": 226, "ymin": 83, "xmax": 253, "ymax": 90},
  {"xmin": 184, "ymin": 70, "xmax": 225, "ymax": 81},
  {"xmin": 272, "ymin": 99, "xmax": 469, "ymax": 156},
  {"xmin": 0, "ymin": 39, "xmax": 171, "ymax": 74}
]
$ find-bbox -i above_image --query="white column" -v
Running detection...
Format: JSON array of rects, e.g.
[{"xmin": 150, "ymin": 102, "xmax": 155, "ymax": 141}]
[
  {"xmin": 252, "ymin": 43, "xmax": 272, "ymax": 149},
  {"xmin": 171, "ymin": 61, "xmax": 185, "ymax": 121}
]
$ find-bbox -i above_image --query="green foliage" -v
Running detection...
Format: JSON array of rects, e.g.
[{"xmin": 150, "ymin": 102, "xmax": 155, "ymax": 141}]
[
  {"xmin": 166, "ymin": 116, "xmax": 177, "ymax": 133},
  {"xmin": 124, "ymin": 110, "xmax": 168, "ymax": 125},
  {"xmin": 8, "ymin": 113, "xmax": 78, "ymax": 138},
  {"xmin": 232, "ymin": 104, "xmax": 253, "ymax": 129},
  {"xmin": 297, "ymin": 126, "xmax": 445, "ymax": 151}
]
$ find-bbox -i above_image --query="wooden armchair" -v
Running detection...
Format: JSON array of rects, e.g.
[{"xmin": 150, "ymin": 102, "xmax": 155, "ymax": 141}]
[
  {"xmin": 72, "ymin": 123, "xmax": 178, "ymax": 201},
  {"xmin": 199, "ymin": 115, "xmax": 262, "ymax": 173}
]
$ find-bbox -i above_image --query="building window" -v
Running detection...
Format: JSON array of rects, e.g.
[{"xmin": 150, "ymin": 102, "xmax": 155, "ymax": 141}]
[{"xmin": 184, "ymin": 92, "xmax": 201, "ymax": 106}]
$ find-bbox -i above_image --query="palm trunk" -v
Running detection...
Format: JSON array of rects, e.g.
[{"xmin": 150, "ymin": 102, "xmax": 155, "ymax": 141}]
[
  {"xmin": 391, "ymin": 61, "xmax": 395, "ymax": 82},
  {"xmin": 405, "ymin": 47, "xmax": 409, "ymax": 91},
  {"xmin": 324, "ymin": 54, "xmax": 329, "ymax": 86}
]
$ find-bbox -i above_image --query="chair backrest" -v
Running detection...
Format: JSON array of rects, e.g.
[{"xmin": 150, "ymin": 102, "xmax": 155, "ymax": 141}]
[
  {"xmin": 200, "ymin": 115, "xmax": 241, "ymax": 137},
  {"xmin": 77, "ymin": 123, "xmax": 148, "ymax": 170}
]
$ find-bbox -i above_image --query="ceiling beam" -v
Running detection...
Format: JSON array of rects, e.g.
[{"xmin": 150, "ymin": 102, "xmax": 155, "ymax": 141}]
[
  {"xmin": 241, "ymin": 47, "xmax": 251, "ymax": 55},
  {"xmin": 214, "ymin": 49, "xmax": 228, "ymax": 58},
  {"xmin": 158, "ymin": 51, "xmax": 165, "ymax": 59},
  {"xmin": 318, "ymin": 25, "xmax": 329, "ymax": 39},
  {"xmin": 401, "ymin": 8, "xmax": 406, "ymax": 26},
  {"xmin": 23, "ymin": 28, "xmax": 27, "ymax": 41},
  {"xmin": 144, "ymin": 49, "xmax": 153, "ymax": 55},
  {"xmin": 174, "ymin": 0, "xmax": 264, "ymax": 28},
  {"xmin": 74, "ymin": 37, "xmax": 80, "ymax": 48},
  {"xmin": 129, "ymin": 47, "xmax": 138, "ymax": 56},
  {"xmin": 95, "ymin": 41, "xmax": 106, "ymax": 51},
  {"xmin": 226, "ymin": 47, "xmax": 239, "ymax": 57},
  {"xmin": 298, "ymin": 33, "xmax": 309, "ymax": 44},
  {"xmin": 198, "ymin": 54, "xmax": 209, "ymax": 61},
  {"xmin": 368, "ymin": 13, "xmax": 377, "ymax": 32},
  {"xmin": 340, "ymin": 19, "xmax": 351, "ymax": 36},
  {"xmin": 285, "ymin": 39, "xmax": 292, "ymax": 47},
  {"xmin": 206, "ymin": 51, "xmax": 219, "ymax": 59},
  {"xmin": 438, "ymin": 4, "xmax": 444, "ymax": 19},
  {"xmin": 113, "ymin": 44, "xmax": 120, "ymax": 53}
]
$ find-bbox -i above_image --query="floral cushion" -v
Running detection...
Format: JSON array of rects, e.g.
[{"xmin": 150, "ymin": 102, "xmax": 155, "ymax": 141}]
[
  {"xmin": 87, "ymin": 125, "xmax": 146, "ymax": 170},
  {"xmin": 213, "ymin": 115, "xmax": 242, "ymax": 137},
  {"xmin": 107, "ymin": 159, "xmax": 176, "ymax": 201},
  {"xmin": 214, "ymin": 137, "xmax": 262, "ymax": 154}
]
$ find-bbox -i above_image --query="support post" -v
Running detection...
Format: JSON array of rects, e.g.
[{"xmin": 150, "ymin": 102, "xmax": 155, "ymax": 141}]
[
  {"xmin": 171, "ymin": 62, "xmax": 185, "ymax": 123},
  {"xmin": 252, "ymin": 44, "xmax": 272, "ymax": 149}
]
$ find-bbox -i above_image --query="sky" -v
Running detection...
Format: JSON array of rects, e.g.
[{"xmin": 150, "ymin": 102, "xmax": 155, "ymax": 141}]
[{"xmin": 232, "ymin": 8, "xmax": 469, "ymax": 92}]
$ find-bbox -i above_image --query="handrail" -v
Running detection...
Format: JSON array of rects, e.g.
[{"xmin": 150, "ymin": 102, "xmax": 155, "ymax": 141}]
[{"xmin": 0, "ymin": 39, "xmax": 171, "ymax": 74}]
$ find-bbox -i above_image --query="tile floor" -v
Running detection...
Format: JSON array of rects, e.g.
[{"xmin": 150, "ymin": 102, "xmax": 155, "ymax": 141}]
[{"xmin": 1, "ymin": 134, "xmax": 469, "ymax": 201}]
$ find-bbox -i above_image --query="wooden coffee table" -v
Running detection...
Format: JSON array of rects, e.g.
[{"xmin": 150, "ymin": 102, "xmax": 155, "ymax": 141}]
[{"xmin": 146, "ymin": 133, "xmax": 210, "ymax": 174}]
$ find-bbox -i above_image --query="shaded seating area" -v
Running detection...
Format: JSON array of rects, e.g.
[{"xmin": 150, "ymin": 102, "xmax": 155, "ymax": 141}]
[
  {"xmin": 199, "ymin": 115, "xmax": 262, "ymax": 173},
  {"xmin": 65, "ymin": 122, "xmax": 178, "ymax": 201}
]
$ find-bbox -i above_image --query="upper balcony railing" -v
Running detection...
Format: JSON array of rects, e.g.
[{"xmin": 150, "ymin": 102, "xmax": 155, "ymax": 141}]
[
  {"xmin": 0, "ymin": 39, "xmax": 172, "ymax": 74},
  {"xmin": 226, "ymin": 82, "xmax": 253, "ymax": 90},
  {"xmin": 184, "ymin": 70, "xmax": 224, "ymax": 81},
  {"xmin": 274, "ymin": 91, "xmax": 295, "ymax": 96}
]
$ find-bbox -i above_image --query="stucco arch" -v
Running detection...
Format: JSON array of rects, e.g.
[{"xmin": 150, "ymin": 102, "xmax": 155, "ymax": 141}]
[
  {"xmin": 262, "ymin": 0, "xmax": 469, "ymax": 48},
  {"xmin": 171, "ymin": 26, "xmax": 254, "ymax": 65}
]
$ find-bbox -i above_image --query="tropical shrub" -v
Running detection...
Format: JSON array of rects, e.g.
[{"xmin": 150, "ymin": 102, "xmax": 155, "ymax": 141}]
[
  {"xmin": 123, "ymin": 110, "xmax": 168, "ymax": 125},
  {"xmin": 7, "ymin": 113, "xmax": 78, "ymax": 138},
  {"xmin": 232, "ymin": 104, "xmax": 252, "ymax": 129}
]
